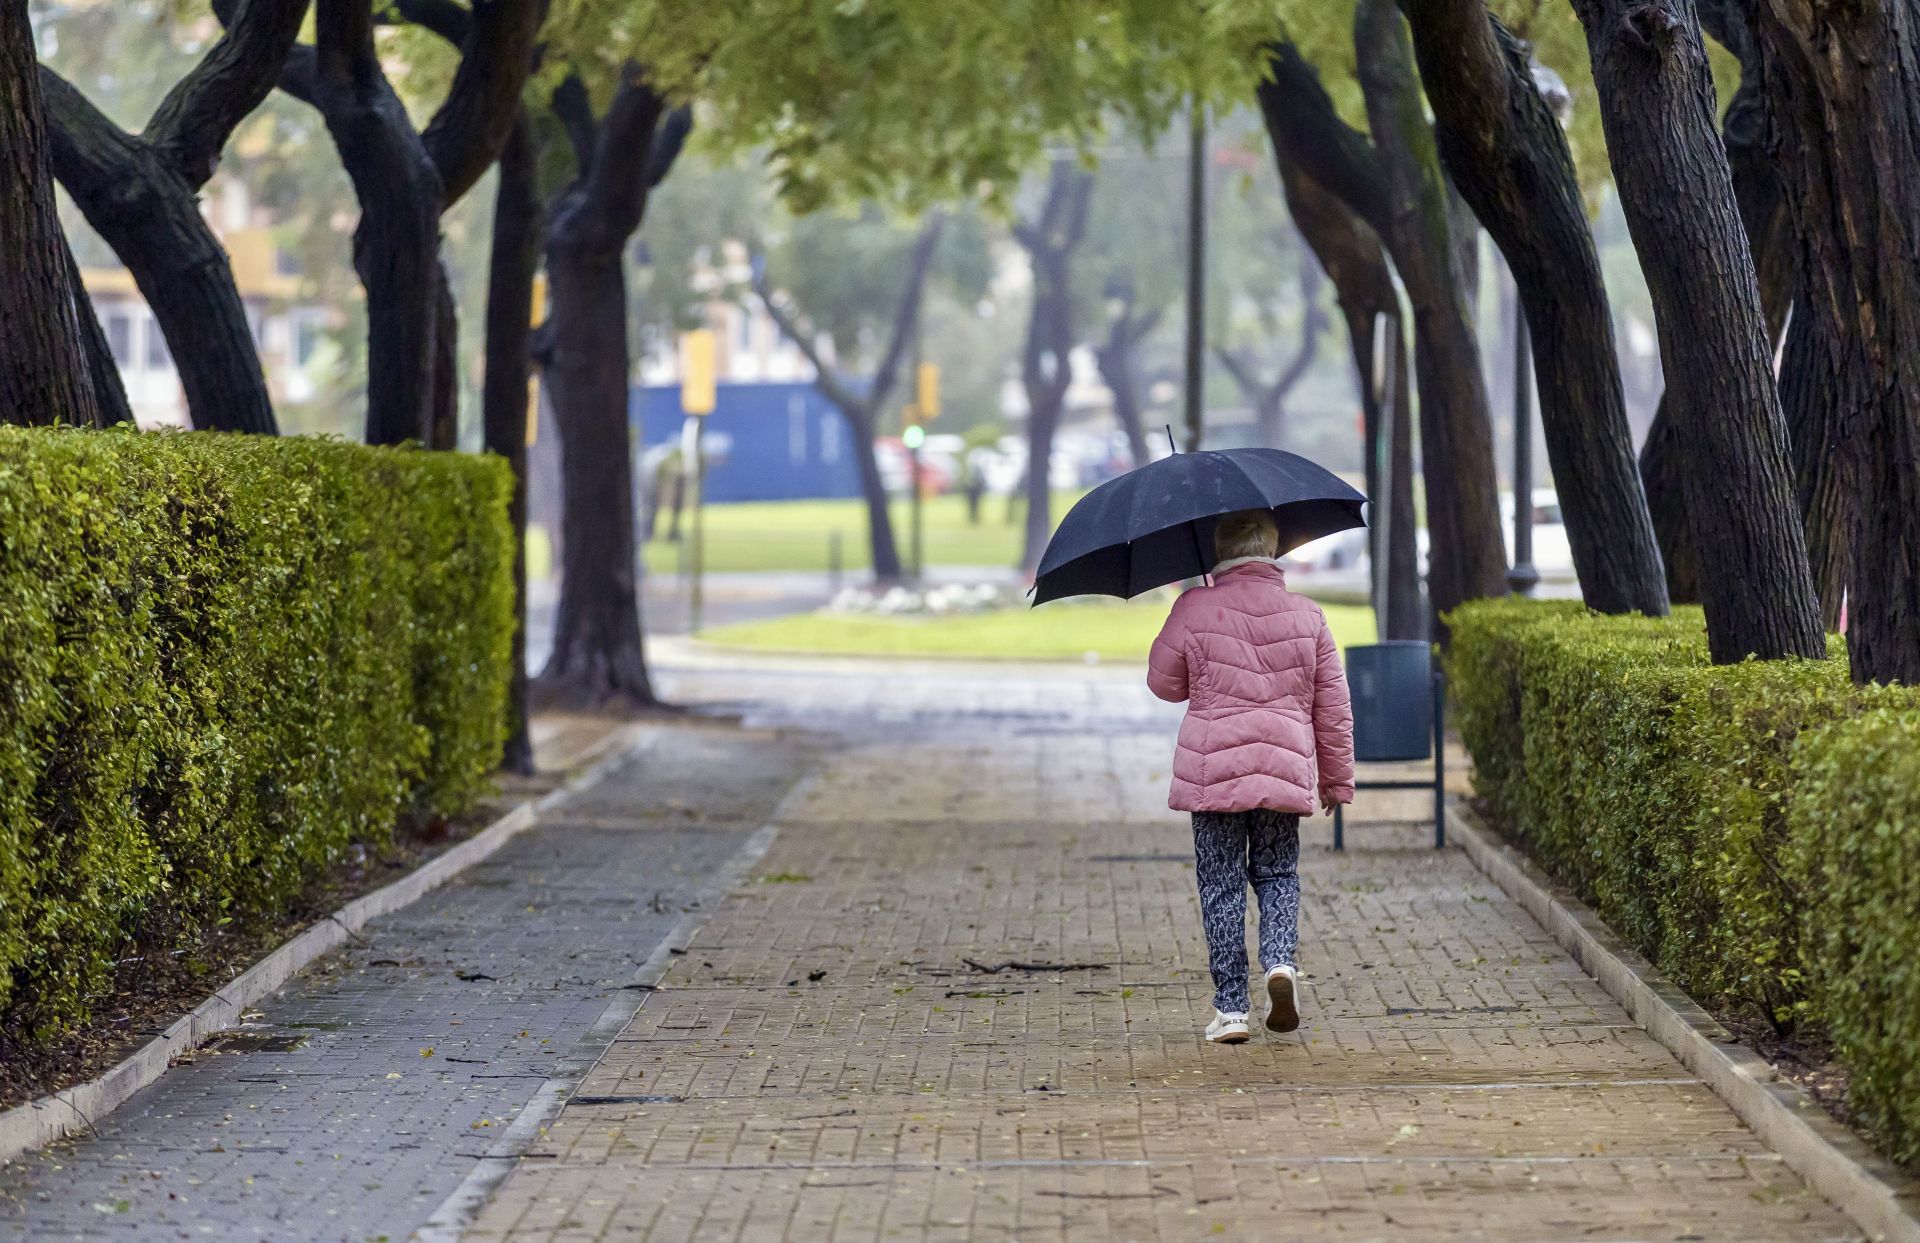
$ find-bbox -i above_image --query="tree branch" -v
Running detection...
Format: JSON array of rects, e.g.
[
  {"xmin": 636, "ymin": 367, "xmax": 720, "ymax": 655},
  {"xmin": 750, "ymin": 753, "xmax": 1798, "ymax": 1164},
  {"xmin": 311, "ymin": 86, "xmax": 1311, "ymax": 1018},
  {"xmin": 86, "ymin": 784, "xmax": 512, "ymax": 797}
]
[
  {"xmin": 867, "ymin": 213, "xmax": 945, "ymax": 410},
  {"xmin": 754, "ymin": 269, "xmax": 867, "ymax": 417},
  {"xmin": 645, "ymin": 104, "xmax": 692, "ymax": 187},
  {"xmin": 144, "ymin": 0, "xmax": 309, "ymax": 187},
  {"xmin": 1255, "ymin": 41, "xmax": 1392, "ymax": 237},
  {"xmin": 550, "ymin": 73, "xmax": 596, "ymax": 175},
  {"xmin": 313, "ymin": 0, "xmax": 373, "ymax": 91},
  {"xmin": 1213, "ymin": 345, "xmax": 1266, "ymax": 405},
  {"xmin": 580, "ymin": 68, "xmax": 667, "ymax": 241},
  {"xmin": 421, "ymin": 0, "xmax": 542, "ymax": 205}
]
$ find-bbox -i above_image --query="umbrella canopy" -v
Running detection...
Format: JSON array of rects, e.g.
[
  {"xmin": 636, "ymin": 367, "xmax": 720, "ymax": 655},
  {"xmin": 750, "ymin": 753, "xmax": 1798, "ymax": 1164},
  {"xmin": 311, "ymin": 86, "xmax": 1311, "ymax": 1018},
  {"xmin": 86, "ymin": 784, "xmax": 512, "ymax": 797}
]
[{"xmin": 1033, "ymin": 448, "xmax": 1367, "ymax": 604}]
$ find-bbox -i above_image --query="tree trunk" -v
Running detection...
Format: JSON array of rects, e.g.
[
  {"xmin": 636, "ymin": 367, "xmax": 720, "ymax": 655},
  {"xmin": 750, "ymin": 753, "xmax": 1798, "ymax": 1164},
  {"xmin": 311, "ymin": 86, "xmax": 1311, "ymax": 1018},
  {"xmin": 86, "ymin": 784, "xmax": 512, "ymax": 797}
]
[
  {"xmin": 63, "ymin": 238, "xmax": 133, "ymax": 427},
  {"xmin": 535, "ymin": 74, "xmax": 682, "ymax": 709},
  {"xmin": 1096, "ymin": 306, "xmax": 1157, "ymax": 468},
  {"xmin": 1637, "ymin": 396, "xmax": 1702, "ymax": 603},
  {"xmin": 1640, "ymin": 0, "xmax": 1792, "ymax": 611},
  {"xmin": 482, "ymin": 112, "xmax": 538, "ymax": 773},
  {"xmin": 1353, "ymin": 0, "xmax": 1509, "ymax": 623},
  {"xmin": 39, "ymin": 0, "xmax": 307, "ymax": 435},
  {"xmin": 1271, "ymin": 153, "xmax": 1421, "ymax": 640},
  {"xmin": 540, "ymin": 230, "xmax": 654, "ymax": 706},
  {"xmin": 1404, "ymin": 2, "xmax": 1669, "ymax": 616},
  {"xmin": 1748, "ymin": 0, "xmax": 1920, "ymax": 683},
  {"xmin": 0, "ymin": 0, "xmax": 99, "ymax": 429},
  {"xmin": 846, "ymin": 410, "xmax": 903, "ymax": 580},
  {"xmin": 1015, "ymin": 161, "xmax": 1092, "ymax": 574},
  {"xmin": 428, "ymin": 260, "xmax": 459, "ymax": 450},
  {"xmin": 1570, "ymin": 0, "xmax": 1823, "ymax": 662}
]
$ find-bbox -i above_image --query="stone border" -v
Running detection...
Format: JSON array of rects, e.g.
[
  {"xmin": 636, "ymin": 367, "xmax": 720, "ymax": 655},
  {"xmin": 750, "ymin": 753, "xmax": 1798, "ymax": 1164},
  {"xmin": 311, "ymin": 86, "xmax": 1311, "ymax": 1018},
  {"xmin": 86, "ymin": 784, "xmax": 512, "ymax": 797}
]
[
  {"xmin": 0, "ymin": 726, "xmax": 643, "ymax": 1170},
  {"xmin": 1450, "ymin": 802, "xmax": 1920, "ymax": 1243}
]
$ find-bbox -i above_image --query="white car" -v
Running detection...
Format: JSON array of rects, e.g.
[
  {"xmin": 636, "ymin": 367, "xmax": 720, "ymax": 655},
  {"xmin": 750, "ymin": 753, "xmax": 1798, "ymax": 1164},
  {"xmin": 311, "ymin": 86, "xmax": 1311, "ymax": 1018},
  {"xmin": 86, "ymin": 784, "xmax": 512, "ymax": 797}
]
[{"xmin": 1501, "ymin": 488, "xmax": 1574, "ymax": 579}]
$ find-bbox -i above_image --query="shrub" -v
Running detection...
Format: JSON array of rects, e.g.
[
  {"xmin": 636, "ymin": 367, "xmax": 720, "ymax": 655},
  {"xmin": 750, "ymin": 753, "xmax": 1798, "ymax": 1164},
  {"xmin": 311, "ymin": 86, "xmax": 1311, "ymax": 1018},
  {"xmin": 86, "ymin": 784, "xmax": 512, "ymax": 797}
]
[
  {"xmin": 0, "ymin": 427, "xmax": 512, "ymax": 1037},
  {"xmin": 1791, "ymin": 704, "xmax": 1920, "ymax": 1167},
  {"xmin": 1445, "ymin": 598, "xmax": 1920, "ymax": 1169}
]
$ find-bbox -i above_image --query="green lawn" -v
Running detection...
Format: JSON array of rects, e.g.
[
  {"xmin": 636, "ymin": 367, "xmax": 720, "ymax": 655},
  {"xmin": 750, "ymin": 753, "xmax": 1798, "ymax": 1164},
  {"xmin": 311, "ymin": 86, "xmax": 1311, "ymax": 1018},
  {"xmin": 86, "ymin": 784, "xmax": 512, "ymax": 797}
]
[
  {"xmin": 700, "ymin": 597, "xmax": 1378, "ymax": 663},
  {"xmin": 637, "ymin": 493, "xmax": 1082, "ymax": 575}
]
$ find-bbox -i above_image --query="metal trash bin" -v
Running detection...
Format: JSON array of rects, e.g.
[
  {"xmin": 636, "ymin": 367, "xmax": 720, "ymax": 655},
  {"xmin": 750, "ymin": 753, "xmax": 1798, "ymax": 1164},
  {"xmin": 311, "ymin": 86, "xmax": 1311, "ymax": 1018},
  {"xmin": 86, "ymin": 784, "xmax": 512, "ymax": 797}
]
[
  {"xmin": 1347, "ymin": 641, "xmax": 1433, "ymax": 762},
  {"xmin": 1333, "ymin": 641, "xmax": 1446, "ymax": 850}
]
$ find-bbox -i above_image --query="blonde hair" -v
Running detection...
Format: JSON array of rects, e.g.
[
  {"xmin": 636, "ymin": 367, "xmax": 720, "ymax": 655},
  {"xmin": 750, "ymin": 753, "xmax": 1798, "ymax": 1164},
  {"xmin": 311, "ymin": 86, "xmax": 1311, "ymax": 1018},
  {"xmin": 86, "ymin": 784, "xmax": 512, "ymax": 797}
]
[{"xmin": 1213, "ymin": 509, "xmax": 1279, "ymax": 562}]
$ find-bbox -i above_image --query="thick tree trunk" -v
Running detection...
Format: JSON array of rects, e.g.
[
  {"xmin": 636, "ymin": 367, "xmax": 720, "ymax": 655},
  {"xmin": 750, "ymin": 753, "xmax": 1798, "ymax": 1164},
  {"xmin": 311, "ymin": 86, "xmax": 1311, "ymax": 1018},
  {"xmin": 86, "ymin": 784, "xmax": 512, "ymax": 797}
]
[
  {"xmin": 1640, "ymin": 1, "xmax": 1792, "ymax": 611},
  {"xmin": 482, "ymin": 113, "xmax": 538, "ymax": 774},
  {"xmin": 535, "ymin": 74, "xmax": 682, "ymax": 709},
  {"xmin": 1776, "ymin": 306, "xmax": 1849, "ymax": 629},
  {"xmin": 1015, "ymin": 161, "xmax": 1091, "ymax": 575},
  {"xmin": 1748, "ymin": 0, "xmax": 1920, "ymax": 683},
  {"xmin": 1571, "ymin": 0, "xmax": 1823, "ymax": 662},
  {"xmin": 1404, "ymin": 3, "xmax": 1669, "ymax": 616},
  {"xmin": 1272, "ymin": 156, "xmax": 1421, "ymax": 640},
  {"xmin": 0, "ymin": 0, "xmax": 99, "ymax": 429},
  {"xmin": 1353, "ymin": 0, "xmax": 1509, "ymax": 622},
  {"xmin": 540, "ymin": 232, "xmax": 654, "ymax": 706}
]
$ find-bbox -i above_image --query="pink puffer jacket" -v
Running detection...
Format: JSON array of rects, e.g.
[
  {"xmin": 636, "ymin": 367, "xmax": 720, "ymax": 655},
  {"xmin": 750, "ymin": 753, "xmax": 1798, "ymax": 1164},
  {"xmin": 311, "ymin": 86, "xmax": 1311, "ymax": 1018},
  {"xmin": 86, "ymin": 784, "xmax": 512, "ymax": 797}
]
[{"xmin": 1147, "ymin": 560, "xmax": 1356, "ymax": 814}]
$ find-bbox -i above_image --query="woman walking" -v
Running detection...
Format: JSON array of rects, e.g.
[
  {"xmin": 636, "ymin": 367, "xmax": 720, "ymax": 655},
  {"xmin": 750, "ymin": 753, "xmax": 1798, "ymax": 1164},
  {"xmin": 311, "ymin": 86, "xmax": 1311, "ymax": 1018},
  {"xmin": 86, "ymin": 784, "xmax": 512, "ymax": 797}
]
[{"xmin": 1147, "ymin": 510, "xmax": 1355, "ymax": 1043}]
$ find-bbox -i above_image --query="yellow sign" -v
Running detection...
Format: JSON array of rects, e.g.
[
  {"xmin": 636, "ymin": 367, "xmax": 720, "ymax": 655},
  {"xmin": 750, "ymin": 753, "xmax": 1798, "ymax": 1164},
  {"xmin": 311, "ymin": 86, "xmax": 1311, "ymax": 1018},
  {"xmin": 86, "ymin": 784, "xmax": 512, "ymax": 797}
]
[
  {"xmin": 680, "ymin": 329, "xmax": 717, "ymax": 416},
  {"xmin": 915, "ymin": 361, "xmax": 940, "ymax": 422},
  {"xmin": 527, "ymin": 272, "xmax": 549, "ymax": 446}
]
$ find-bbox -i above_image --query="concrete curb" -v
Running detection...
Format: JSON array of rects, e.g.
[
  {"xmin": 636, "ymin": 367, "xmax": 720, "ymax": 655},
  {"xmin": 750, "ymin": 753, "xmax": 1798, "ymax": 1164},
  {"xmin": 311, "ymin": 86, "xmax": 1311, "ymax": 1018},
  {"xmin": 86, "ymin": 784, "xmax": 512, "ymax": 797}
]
[
  {"xmin": 1451, "ymin": 802, "xmax": 1920, "ymax": 1243},
  {"xmin": 0, "ymin": 727, "xmax": 645, "ymax": 1170}
]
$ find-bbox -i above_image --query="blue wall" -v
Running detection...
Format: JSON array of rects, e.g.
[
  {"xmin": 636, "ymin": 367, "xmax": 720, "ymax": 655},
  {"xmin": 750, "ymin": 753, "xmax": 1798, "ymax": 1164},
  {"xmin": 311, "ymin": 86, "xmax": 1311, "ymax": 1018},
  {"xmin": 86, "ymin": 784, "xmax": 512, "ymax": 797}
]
[{"xmin": 633, "ymin": 382, "xmax": 861, "ymax": 503}]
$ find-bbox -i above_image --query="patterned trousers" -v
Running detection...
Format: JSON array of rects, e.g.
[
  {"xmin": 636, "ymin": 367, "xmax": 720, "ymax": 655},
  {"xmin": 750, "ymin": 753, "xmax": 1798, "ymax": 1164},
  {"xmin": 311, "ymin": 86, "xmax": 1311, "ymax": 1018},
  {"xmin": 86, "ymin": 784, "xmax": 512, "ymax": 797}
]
[{"xmin": 1191, "ymin": 809, "xmax": 1302, "ymax": 1014}]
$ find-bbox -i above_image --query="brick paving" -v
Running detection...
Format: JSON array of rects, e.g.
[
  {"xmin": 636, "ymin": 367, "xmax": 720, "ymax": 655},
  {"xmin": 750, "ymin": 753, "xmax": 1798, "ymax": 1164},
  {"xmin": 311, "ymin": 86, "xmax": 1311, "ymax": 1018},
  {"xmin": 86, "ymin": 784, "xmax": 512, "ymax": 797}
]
[
  {"xmin": 0, "ymin": 652, "xmax": 1866, "ymax": 1241},
  {"xmin": 456, "ymin": 654, "xmax": 1861, "ymax": 1242},
  {"xmin": 0, "ymin": 721, "xmax": 814, "ymax": 1243}
]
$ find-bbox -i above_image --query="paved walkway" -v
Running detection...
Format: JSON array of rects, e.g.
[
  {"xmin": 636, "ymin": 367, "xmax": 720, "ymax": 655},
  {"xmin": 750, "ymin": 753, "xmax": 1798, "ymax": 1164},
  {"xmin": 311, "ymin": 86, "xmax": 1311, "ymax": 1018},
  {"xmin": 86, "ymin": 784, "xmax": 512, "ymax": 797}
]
[
  {"xmin": 467, "ymin": 653, "xmax": 1855, "ymax": 1242},
  {"xmin": 2, "ymin": 651, "xmax": 1863, "ymax": 1241}
]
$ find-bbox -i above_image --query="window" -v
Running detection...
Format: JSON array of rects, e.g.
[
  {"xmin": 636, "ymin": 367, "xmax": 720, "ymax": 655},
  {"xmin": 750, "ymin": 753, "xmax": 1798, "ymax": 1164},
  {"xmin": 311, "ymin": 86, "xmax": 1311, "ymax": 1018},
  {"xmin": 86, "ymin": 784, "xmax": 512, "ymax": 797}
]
[
  {"xmin": 145, "ymin": 319, "xmax": 172, "ymax": 371},
  {"xmin": 788, "ymin": 394, "xmax": 806, "ymax": 464},
  {"xmin": 103, "ymin": 311, "xmax": 132, "ymax": 366},
  {"xmin": 820, "ymin": 412, "xmax": 841, "ymax": 463}
]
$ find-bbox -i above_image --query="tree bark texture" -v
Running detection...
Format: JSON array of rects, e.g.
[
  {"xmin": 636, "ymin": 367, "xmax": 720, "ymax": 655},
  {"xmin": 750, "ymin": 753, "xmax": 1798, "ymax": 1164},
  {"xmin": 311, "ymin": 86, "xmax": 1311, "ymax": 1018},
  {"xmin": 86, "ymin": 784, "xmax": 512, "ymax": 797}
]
[
  {"xmin": 1639, "ymin": 0, "xmax": 1794, "ymax": 608},
  {"xmin": 40, "ymin": 0, "xmax": 304, "ymax": 435},
  {"xmin": 535, "ymin": 71, "xmax": 687, "ymax": 708},
  {"xmin": 1746, "ymin": 0, "xmax": 1920, "ymax": 682},
  {"xmin": 483, "ymin": 113, "xmax": 538, "ymax": 773},
  {"xmin": 1570, "ymin": 0, "xmax": 1823, "ymax": 662},
  {"xmin": 1272, "ymin": 155, "xmax": 1422, "ymax": 641},
  {"xmin": 1351, "ymin": 2, "xmax": 1510, "ymax": 623},
  {"xmin": 0, "ymin": 0, "xmax": 100, "ymax": 430},
  {"xmin": 1404, "ymin": 0, "xmax": 1670, "ymax": 616},
  {"xmin": 1016, "ymin": 159, "xmax": 1093, "ymax": 574},
  {"xmin": 756, "ymin": 216, "xmax": 946, "ymax": 583}
]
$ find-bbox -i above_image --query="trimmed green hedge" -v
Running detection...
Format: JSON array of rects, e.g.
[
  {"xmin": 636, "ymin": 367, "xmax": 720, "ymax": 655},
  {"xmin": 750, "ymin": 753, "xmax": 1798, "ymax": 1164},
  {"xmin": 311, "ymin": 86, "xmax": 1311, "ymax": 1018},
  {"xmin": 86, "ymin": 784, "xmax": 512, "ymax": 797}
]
[
  {"xmin": 1446, "ymin": 599, "xmax": 1920, "ymax": 1166},
  {"xmin": 0, "ymin": 427, "xmax": 512, "ymax": 1037}
]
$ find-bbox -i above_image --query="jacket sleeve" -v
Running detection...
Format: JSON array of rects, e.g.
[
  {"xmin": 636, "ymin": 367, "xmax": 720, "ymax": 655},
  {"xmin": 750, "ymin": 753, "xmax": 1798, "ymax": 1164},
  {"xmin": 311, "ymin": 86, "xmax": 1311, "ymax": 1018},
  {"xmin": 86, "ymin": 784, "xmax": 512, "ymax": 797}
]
[
  {"xmin": 1312, "ymin": 615, "xmax": 1356, "ymax": 803},
  {"xmin": 1146, "ymin": 599, "xmax": 1192, "ymax": 703}
]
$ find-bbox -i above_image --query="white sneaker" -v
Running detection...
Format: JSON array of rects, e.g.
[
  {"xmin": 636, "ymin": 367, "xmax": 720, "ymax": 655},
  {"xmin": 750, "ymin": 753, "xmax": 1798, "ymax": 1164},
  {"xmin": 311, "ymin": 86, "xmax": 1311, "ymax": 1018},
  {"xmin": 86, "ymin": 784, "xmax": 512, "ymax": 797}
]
[
  {"xmin": 1204, "ymin": 1010, "xmax": 1250, "ymax": 1044},
  {"xmin": 1264, "ymin": 965, "xmax": 1300, "ymax": 1033}
]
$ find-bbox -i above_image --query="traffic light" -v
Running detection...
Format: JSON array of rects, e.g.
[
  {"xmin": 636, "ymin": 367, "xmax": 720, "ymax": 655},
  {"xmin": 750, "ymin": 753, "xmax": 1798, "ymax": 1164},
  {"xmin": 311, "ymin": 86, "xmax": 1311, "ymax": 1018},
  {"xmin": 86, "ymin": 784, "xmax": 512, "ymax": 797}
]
[
  {"xmin": 680, "ymin": 329, "xmax": 717, "ymax": 416},
  {"xmin": 902, "ymin": 424, "xmax": 926, "ymax": 450}
]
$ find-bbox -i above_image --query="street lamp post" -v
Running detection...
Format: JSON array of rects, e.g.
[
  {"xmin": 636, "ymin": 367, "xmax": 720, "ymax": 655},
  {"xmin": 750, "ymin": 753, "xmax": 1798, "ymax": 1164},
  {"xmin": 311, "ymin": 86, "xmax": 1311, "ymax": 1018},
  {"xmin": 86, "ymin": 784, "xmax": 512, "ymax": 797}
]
[{"xmin": 1183, "ymin": 96, "xmax": 1206, "ymax": 454}]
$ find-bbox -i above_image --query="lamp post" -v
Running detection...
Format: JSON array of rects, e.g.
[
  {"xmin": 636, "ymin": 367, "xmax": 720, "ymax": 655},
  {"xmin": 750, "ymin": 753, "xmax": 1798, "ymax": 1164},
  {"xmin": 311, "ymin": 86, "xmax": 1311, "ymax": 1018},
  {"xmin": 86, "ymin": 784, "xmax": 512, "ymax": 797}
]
[{"xmin": 1183, "ymin": 96, "xmax": 1206, "ymax": 453}]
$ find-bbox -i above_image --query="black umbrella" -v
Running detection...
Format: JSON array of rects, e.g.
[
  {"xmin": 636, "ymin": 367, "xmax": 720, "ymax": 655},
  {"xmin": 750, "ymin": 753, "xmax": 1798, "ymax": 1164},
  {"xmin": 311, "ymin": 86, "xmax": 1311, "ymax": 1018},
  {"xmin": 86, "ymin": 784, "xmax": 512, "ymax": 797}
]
[{"xmin": 1032, "ymin": 447, "xmax": 1367, "ymax": 605}]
